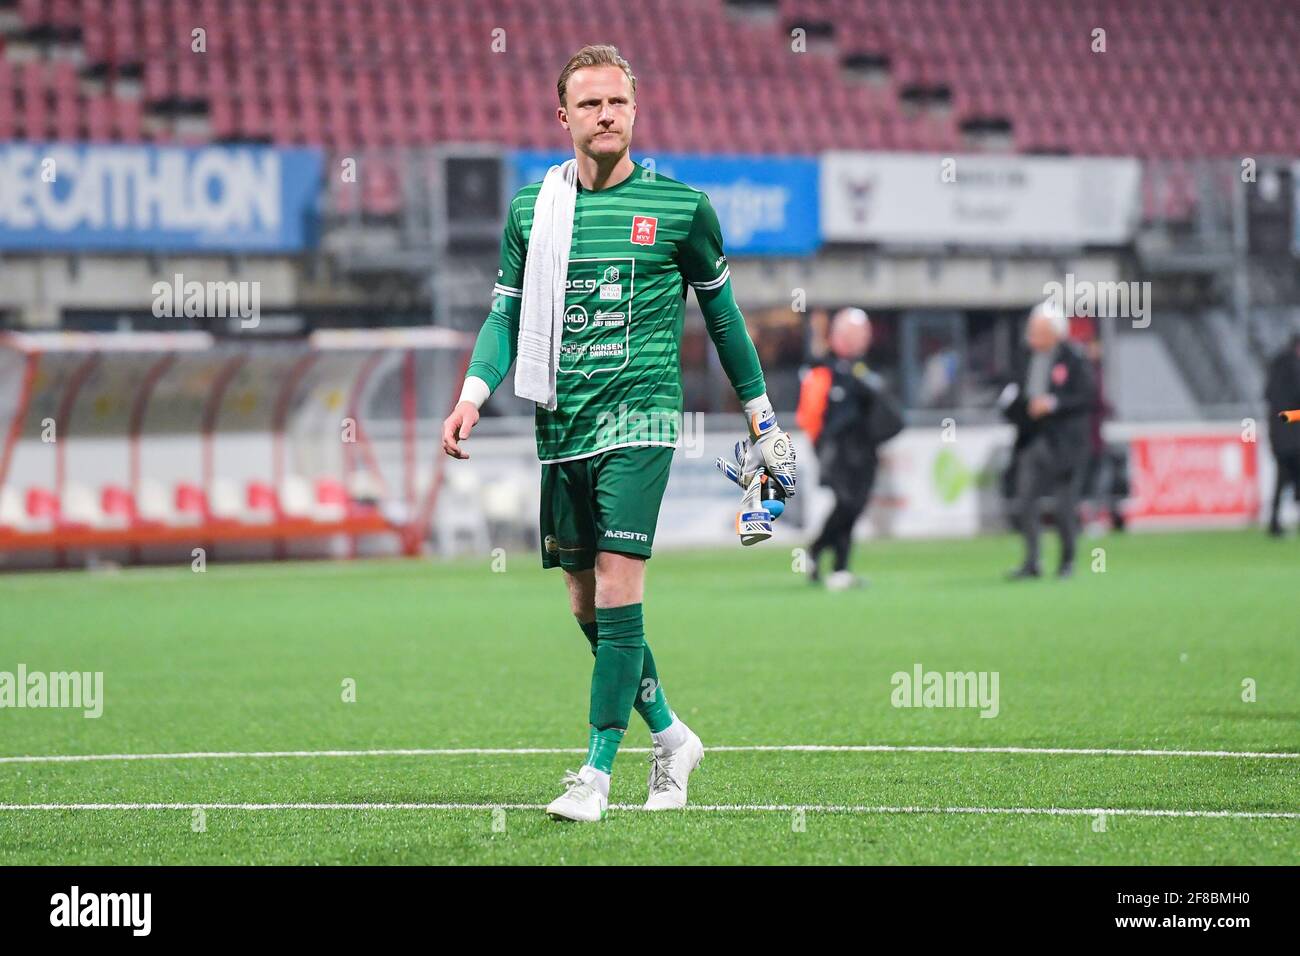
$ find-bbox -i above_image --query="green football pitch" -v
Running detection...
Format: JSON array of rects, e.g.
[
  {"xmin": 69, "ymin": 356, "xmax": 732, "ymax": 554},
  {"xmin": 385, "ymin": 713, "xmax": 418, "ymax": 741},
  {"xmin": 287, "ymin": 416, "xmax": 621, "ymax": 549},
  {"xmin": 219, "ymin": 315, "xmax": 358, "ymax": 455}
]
[{"xmin": 1, "ymin": 529, "xmax": 1296, "ymax": 865}]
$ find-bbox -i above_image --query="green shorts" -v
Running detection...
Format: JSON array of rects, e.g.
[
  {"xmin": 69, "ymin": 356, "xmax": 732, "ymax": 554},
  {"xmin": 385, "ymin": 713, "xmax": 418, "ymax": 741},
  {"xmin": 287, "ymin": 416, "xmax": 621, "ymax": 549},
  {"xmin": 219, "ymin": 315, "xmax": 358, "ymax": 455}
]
[{"xmin": 539, "ymin": 445, "xmax": 675, "ymax": 571}]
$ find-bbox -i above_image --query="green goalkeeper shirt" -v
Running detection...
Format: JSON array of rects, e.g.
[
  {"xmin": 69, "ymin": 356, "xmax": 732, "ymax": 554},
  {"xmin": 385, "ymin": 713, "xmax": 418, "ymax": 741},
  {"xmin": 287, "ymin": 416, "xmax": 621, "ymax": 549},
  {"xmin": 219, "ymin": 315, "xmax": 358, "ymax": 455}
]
[{"xmin": 465, "ymin": 163, "xmax": 767, "ymax": 463}]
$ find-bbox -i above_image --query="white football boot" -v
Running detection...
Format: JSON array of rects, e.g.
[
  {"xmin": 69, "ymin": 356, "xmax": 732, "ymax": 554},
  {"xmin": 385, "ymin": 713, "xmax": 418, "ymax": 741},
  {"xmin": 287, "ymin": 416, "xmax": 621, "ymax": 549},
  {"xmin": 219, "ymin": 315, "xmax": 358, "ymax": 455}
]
[
  {"xmin": 644, "ymin": 731, "xmax": 704, "ymax": 810},
  {"xmin": 545, "ymin": 769, "xmax": 608, "ymax": 822},
  {"xmin": 826, "ymin": 570, "xmax": 867, "ymax": 591}
]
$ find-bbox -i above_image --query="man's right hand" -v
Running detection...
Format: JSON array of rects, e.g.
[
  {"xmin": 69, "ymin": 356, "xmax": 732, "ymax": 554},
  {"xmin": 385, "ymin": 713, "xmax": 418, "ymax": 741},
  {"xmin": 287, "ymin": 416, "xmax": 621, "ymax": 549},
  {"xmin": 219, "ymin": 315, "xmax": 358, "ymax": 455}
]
[
  {"xmin": 1027, "ymin": 395, "xmax": 1056, "ymax": 420},
  {"xmin": 442, "ymin": 401, "xmax": 481, "ymax": 460}
]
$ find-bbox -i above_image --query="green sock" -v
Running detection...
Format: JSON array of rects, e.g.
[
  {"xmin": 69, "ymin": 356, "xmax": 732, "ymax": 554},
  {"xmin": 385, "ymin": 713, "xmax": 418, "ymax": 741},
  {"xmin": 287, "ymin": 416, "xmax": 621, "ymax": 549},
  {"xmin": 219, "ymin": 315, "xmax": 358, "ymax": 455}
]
[
  {"xmin": 579, "ymin": 616, "xmax": 672, "ymax": 734},
  {"xmin": 586, "ymin": 603, "xmax": 646, "ymax": 772},
  {"xmin": 585, "ymin": 727, "xmax": 624, "ymax": 774}
]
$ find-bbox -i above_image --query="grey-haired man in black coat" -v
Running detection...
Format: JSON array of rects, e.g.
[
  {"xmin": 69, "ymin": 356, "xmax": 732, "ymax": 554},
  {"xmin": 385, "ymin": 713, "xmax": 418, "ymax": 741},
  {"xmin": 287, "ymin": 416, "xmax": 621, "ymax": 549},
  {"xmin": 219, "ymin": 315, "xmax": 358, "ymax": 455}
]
[{"xmin": 1001, "ymin": 301, "xmax": 1096, "ymax": 579}]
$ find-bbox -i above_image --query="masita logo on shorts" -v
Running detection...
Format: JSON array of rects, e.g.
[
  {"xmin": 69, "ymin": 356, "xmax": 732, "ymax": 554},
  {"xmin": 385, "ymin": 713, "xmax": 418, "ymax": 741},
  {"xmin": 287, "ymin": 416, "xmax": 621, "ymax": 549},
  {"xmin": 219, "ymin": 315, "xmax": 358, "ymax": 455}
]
[
  {"xmin": 604, "ymin": 528, "xmax": 649, "ymax": 543},
  {"xmin": 50, "ymin": 886, "xmax": 151, "ymax": 936}
]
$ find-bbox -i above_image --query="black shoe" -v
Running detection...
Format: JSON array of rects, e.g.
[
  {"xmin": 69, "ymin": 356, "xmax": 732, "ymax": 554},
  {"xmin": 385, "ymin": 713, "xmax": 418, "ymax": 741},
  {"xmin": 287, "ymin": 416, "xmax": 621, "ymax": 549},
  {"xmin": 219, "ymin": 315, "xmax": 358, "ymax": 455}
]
[
  {"xmin": 1268, "ymin": 523, "xmax": 1284, "ymax": 538},
  {"xmin": 1057, "ymin": 562, "xmax": 1075, "ymax": 579},
  {"xmin": 1006, "ymin": 565, "xmax": 1041, "ymax": 581}
]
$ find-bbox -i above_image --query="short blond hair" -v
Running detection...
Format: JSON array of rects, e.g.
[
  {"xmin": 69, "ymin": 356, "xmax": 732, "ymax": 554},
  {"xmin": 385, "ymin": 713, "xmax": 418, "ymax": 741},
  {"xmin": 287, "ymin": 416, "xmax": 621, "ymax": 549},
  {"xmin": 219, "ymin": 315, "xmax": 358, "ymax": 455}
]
[{"xmin": 557, "ymin": 45, "xmax": 637, "ymax": 107}]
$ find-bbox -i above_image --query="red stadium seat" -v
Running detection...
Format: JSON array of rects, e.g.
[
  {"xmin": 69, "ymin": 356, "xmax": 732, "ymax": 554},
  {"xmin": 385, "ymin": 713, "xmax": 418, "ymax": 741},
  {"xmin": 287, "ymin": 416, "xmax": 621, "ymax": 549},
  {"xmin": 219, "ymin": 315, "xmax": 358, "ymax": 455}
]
[
  {"xmin": 101, "ymin": 485, "xmax": 137, "ymax": 525},
  {"xmin": 247, "ymin": 481, "xmax": 278, "ymax": 515},
  {"xmin": 26, "ymin": 488, "xmax": 60, "ymax": 524},
  {"xmin": 175, "ymin": 483, "xmax": 208, "ymax": 521},
  {"xmin": 315, "ymin": 479, "xmax": 348, "ymax": 509}
]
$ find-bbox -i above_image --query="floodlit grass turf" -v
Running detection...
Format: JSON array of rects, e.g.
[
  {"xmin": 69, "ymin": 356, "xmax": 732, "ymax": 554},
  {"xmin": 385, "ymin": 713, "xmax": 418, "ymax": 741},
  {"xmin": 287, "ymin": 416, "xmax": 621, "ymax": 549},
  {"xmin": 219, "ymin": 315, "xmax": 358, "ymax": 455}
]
[{"xmin": 0, "ymin": 530, "xmax": 1296, "ymax": 864}]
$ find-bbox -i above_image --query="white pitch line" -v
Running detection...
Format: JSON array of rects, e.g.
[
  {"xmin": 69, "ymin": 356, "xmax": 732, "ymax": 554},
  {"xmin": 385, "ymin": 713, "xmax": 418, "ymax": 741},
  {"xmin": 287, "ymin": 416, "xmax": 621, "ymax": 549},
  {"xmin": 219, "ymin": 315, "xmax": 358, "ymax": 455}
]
[
  {"xmin": 0, "ymin": 748, "xmax": 589, "ymax": 764},
  {"xmin": 0, "ymin": 803, "xmax": 1295, "ymax": 820},
  {"xmin": 1, "ymin": 743, "xmax": 1297, "ymax": 765},
  {"xmin": 724, "ymin": 745, "xmax": 1300, "ymax": 759}
]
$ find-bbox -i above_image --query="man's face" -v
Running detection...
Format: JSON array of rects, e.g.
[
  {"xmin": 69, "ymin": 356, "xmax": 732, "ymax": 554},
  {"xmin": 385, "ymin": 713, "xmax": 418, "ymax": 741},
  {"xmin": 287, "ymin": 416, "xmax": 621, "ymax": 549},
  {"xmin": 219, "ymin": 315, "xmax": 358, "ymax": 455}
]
[
  {"xmin": 1026, "ymin": 315, "xmax": 1059, "ymax": 353},
  {"xmin": 559, "ymin": 66, "xmax": 636, "ymax": 160},
  {"xmin": 830, "ymin": 318, "xmax": 871, "ymax": 360}
]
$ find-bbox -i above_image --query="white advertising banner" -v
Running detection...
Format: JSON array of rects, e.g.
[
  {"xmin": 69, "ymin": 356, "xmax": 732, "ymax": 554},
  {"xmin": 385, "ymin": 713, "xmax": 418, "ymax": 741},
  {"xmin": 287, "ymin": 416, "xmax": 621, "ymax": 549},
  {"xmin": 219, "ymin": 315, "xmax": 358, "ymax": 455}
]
[
  {"xmin": 862, "ymin": 426, "xmax": 1011, "ymax": 539},
  {"xmin": 452, "ymin": 424, "xmax": 1014, "ymax": 552},
  {"xmin": 434, "ymin": 420, "xmax": 1260, "ymax": 557},
  {"xmin": 820, "ymin": 152, "xmax": 1142, "ymax": 246}
]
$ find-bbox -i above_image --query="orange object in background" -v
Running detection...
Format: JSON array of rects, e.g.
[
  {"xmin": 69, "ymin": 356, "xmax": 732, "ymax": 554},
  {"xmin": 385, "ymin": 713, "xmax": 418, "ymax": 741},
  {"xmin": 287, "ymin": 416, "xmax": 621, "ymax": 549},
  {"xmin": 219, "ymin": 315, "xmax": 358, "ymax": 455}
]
[
  {"xmin": 796, "ymin": 365, "xmax": 833, "ymax": 445},
  {"xmin": 1280, "ymin": 410, "xmax": 1300, "ymax": 423}
]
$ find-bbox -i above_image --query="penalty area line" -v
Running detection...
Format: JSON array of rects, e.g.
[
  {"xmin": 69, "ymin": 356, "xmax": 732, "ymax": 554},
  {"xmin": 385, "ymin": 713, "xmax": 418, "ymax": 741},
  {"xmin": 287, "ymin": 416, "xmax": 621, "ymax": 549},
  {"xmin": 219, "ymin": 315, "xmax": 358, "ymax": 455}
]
[
  {"xmin": 1, "ymin": 744, "xmax": 1298, "ymax": 765},
  {"xmin": 0, "ymin": 803, "xmax": 1295, "ymax": 820}
]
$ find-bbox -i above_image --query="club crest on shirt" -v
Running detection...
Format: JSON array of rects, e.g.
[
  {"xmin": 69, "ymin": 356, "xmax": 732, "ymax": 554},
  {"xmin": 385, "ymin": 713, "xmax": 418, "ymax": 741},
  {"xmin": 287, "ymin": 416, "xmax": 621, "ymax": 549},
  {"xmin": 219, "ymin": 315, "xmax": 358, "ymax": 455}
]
[
  {"xmin": 1052, "ymin": 362, "xmax": 1069, "ymax": 386},
  {"xmin": 630, "ymin": 215, "xmax": 658, "ymax": 245}
]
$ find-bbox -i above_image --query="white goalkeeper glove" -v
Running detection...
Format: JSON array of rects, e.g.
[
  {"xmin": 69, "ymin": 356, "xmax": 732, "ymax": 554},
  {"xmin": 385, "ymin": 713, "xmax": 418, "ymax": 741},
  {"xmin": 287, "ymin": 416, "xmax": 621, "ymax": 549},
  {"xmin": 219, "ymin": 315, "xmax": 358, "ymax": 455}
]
[
  {"xmin": 742, "ymin": 395, "xmax": 797, "ymax": 499},
  {"xmin": 716, "ymin": 438, "xmax": 786, "ymax": 546},
  {"xmin": 714, "ymin": 394, "xmax": 796, "ymax": 547}
]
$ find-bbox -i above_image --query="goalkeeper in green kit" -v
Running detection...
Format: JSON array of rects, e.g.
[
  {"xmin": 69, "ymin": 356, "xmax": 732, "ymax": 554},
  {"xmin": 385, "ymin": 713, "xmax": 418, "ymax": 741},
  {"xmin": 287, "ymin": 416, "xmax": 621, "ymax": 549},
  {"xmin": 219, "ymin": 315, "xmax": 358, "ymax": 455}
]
[{"xmin": 440, "ymin": 45, "xmax": 796, "ymax": 822}]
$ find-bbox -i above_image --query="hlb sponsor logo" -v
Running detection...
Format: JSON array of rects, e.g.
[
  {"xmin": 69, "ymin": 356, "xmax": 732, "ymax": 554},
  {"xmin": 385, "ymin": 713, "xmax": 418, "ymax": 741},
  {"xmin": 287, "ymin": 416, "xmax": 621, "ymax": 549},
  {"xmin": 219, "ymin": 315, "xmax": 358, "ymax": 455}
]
[{"xmin": 563, "ymin": 304, "xmax": 588, "ymax": 333}]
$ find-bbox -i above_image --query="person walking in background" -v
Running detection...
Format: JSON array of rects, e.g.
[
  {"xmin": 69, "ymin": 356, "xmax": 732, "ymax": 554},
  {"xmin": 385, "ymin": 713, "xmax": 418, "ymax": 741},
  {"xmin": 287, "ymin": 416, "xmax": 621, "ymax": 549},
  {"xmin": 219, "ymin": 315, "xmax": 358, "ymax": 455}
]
[
  {"xmin": 1265, "ymin": 333, "xmax": 1300, "ymax": 537},
  {"xmin": 1001, "ymin": 300, "xmax": 1096, "ymax": 580},
  {"xmin": 796, "ymin": 308, "xmax": 903, "ymax": 591},
  {"xmin": 1080, "ymin": 331, "xmax": 1127, "ymax": 533}
]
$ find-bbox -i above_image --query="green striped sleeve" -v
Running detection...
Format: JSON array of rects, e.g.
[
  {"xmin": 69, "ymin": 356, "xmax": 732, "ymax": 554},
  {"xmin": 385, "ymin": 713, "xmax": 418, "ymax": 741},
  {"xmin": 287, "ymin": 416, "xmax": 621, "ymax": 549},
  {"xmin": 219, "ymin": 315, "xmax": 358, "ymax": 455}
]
[
  {"xmin": 465, "ymin": 199, "xmax": 526, "ymax": 393},
  {"xmin": 681, "ymin": 192, "xmax": 766, "ymax": 403}
]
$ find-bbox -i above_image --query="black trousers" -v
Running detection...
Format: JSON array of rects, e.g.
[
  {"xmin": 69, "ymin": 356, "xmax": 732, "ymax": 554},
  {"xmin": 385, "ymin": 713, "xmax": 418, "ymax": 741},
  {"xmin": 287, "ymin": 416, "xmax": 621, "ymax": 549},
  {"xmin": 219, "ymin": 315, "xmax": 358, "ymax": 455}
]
[
  {"xmin": 1271, "ymin": 451, "xmax": 1300, "ymax": 528},
  {"xmin": 1081, "ymin": 444, "xmax": 1128, "ymax": 529},
  {"xmin": 810, "ymin": 463, "xmax": 876, "ymax": 573},
  {"xmin": 1014, "ymin": 438, "xmax": 1086, "ymax": 569}
]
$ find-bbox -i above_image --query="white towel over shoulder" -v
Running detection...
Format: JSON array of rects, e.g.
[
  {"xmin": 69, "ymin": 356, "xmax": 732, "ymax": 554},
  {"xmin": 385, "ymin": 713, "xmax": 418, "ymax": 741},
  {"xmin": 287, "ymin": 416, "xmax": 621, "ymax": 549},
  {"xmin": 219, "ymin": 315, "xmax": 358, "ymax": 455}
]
[{"xmin": 514, "ymin": 158, "xmax": 578, "ymax": 411}]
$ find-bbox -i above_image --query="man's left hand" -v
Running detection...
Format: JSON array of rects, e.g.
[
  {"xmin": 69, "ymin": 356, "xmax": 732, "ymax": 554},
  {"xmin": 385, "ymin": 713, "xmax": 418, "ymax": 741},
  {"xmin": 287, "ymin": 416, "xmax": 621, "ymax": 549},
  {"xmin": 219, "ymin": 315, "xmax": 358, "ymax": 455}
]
[{"xmin": 745, "ymin": 401, "xmax": 797, "ymax": 497}]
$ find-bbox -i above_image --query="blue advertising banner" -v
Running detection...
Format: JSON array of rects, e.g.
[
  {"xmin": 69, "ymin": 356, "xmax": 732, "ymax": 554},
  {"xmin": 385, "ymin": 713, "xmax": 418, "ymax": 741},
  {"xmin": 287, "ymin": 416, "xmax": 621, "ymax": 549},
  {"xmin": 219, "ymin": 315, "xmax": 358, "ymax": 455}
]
[
  {"xmin": 512, "ymin": 150, "xmax": 820, "ymax": 255},
  {"xmin": 0, "ymin": 144, "xmax": 323, "ymax": 252}
]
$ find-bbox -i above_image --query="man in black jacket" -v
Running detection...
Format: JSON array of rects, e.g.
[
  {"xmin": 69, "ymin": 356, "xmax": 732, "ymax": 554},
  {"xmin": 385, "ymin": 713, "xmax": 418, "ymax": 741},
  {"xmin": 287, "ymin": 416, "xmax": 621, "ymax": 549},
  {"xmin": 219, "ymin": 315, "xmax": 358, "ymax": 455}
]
[
  {"xmin": 1265, "ymin": 334, "xmax": 1300, "ymax": 536},
  {"xmin": 1001, "ymin": 301, "xmax": 1096, "ymax": 579},
  {"xmin": 796, "ymin": 308, "xmax": 904, "ymax": 589}
]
